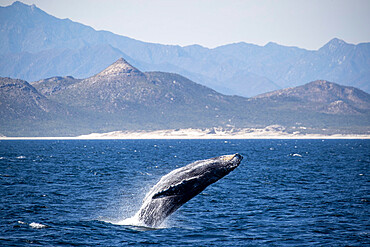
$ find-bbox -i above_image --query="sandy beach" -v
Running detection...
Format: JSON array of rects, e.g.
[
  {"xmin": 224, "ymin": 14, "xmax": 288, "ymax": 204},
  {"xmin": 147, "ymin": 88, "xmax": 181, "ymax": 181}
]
[{"xmin": 1, "ymin": 126, "xmax": 369, "ymax": 140}]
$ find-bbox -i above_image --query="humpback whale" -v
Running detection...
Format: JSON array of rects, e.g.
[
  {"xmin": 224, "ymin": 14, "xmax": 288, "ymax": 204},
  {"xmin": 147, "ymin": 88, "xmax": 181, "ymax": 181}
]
[{"xmin": 134, "ymin": 153, "xmax": 243, "ymax": 228}]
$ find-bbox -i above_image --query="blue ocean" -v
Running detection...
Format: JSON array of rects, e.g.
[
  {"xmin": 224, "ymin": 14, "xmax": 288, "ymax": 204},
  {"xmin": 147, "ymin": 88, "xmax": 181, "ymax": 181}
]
[{"xmin": 0, "ymin": 139, "xmax": 369, "ymax": 246}]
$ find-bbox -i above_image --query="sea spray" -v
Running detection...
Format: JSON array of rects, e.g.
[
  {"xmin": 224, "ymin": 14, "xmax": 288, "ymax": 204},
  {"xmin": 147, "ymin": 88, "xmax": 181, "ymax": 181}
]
[{"xmin": 100, "ymin": 173, "xmax": 159, "ymax": 227}]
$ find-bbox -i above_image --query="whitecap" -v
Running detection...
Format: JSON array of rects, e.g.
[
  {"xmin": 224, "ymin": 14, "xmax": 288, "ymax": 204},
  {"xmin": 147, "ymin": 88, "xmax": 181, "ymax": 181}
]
[
  {"xmin": 16, "ymin": 156, "xmax": 26, "ymax": 159},
  {"xmin": 29, "ymin": 222, "xmax": 48, "ymax": 229},
  {"xmin": 292, "ymin": 154, "xmax": 302, "ymax": 157}
]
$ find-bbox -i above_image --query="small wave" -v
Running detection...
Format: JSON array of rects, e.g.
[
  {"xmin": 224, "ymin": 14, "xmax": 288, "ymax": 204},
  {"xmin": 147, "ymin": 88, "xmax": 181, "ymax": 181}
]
[
  {"xmin": 29, "ymin": 222, "xmax": 48, "ymax": 229},
  {"xmin": 16, "ymin": 156, "xmax": 26, "ymax": 159},
  {"xmin": 292, "ymin": 154, "xmax": 302, "ymax": 157},
  {"xmin": 0, "ymin": 174, "xmax": 12, "ymax": 177}
]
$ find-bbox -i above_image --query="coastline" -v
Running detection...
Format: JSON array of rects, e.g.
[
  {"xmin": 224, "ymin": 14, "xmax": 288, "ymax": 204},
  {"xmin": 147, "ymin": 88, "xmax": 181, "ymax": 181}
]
[{"xmin": 1, "ymin": 127, "xmax": 369, "ymax": 140}]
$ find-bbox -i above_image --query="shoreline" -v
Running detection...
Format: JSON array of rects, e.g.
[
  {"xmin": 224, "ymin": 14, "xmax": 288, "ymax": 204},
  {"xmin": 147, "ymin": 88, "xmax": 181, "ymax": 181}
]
[
  {"xmin": 1, "ymin": 137, "xmax": 369, "ymax": 140},
  {"xmin": 1, "ymin": 128, "xmax": 369, "ymax": 140}
]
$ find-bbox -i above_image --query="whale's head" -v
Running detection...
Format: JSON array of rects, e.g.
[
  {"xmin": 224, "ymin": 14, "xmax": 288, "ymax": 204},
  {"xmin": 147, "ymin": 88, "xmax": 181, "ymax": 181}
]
[
  {"xmin": 220, "ymin": 153, "xmax": 243, "ymax": 169},
  {"xmin": 190, "ymin": 153, "xmax": 243, "ymax": 182}
]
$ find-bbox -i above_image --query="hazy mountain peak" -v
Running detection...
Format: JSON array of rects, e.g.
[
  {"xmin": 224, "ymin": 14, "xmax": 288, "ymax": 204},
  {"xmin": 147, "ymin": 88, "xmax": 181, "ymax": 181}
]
[
  {"xmin": 328, "ymin": 38, "xmax": 347, "ymax": 45},
  {"xmin": 320, "ymin": 38, "xmax": 350, "ymax": 52},
  {"xmin": 10, "ymin": 1, "xmax": 28, "ymax": 7},
  {"xmin": 95, "ymin": 58, "xmax": 143, "ymax": 77},
  {"xmin": 8, "ymin": 1, "xmax": 41, "ymax": 13},
  {"xmin": 264, "ymin": 41, "xmax": 279, "ymax": 47}
]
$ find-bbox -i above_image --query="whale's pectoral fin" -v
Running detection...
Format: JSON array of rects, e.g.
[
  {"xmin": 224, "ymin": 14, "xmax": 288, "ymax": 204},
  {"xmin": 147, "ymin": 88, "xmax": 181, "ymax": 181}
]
[{"xmin": 152, "ymin": 177, "xmax": 199, "ymax": 199}]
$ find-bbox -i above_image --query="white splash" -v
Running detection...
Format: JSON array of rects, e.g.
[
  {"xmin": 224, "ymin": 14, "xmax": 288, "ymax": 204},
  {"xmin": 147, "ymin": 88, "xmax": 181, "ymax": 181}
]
[
  {"xmin": 116, "ymin": 215, "xmax": 142, "ymax": 226},
  {"xmin": 102, "ymin": 197, "xmax": 168, "ymax": 229},
  {"xmin": 29, "ymin": 222, "xmax": 47, "ymax": 229},
  {"xmin": 114, "ymin": 214, "xmax": 167, "ymax": 229}
]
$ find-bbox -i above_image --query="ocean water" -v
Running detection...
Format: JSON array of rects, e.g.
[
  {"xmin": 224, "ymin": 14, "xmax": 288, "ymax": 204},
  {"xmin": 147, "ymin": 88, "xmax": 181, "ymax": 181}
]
[{"xmin": 0, "ymin": 139, "xmax": 369, "ymax": 246}]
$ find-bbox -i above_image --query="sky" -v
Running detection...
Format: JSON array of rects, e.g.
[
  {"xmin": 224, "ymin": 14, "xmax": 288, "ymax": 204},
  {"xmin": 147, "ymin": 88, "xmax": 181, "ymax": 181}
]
[{"xmin": 1, "ymin": 0, "xmax": 369, "ymax": 50}]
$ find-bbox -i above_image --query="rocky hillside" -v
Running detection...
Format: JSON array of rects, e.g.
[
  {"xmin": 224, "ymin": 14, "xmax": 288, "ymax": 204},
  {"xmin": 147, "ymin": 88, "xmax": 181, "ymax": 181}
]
[
  {"xmin": 0, "ymin": 77, "xmax": 60, "ymax": 119},
  {"xmin": 253, "ymin": 80, "xmax": 370, "ymax": 114},
  {"xmin": 31, "ymin": 76, "xmax": 81, "ymax": 96},
  {"xmin": 45, "ymin": 58, "xmax": 238, "ymax": 115},
  {"xmin": 0, "ymin": 77, "xmax": 76, "ymax": 136},
  {"xmin": 0, "ymin": 58, "xmax": 369, "ymax": 136}
]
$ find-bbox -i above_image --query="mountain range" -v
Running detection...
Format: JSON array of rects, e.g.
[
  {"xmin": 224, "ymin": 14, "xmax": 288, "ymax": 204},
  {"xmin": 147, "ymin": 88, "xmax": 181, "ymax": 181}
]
[
  {"xmin": 1, "ymin": 58, "xmax": 369, "ymax": 137},
  {"xmin": 1, "ymin": 1, "xmax": 369, "ymax": 97}
]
